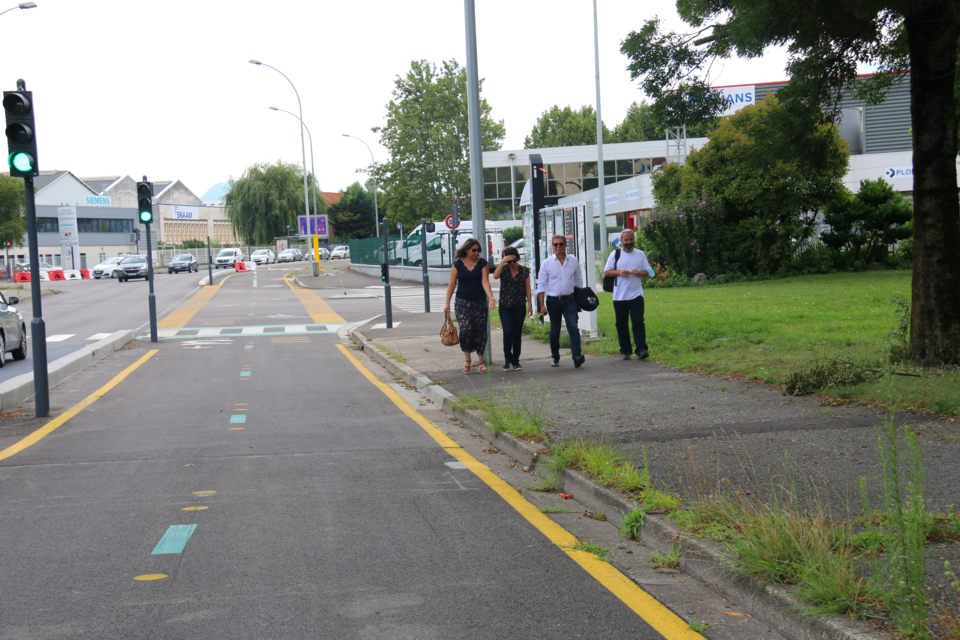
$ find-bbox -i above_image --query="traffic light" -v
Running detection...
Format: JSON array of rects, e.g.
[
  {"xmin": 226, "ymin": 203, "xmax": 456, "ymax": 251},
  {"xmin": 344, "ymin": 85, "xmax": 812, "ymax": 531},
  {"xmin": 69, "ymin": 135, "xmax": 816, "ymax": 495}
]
[
  {"xmin": 3, "ymin": 87, "xmax": 38, "ymax": 178},
  {"xmin": 425, "ymin": 223, "xmax": 436, "ymax": 233},
  {"xmin": 134, "ymin": 228, "xmax": 141, "ymax": 243},
  {"xmin": 137, "ymin": 180, "xmax": 153, "ymax": 224},
  {"xmin": 380, "ymin": 262, "xmax": 389, "ymax": 282}
]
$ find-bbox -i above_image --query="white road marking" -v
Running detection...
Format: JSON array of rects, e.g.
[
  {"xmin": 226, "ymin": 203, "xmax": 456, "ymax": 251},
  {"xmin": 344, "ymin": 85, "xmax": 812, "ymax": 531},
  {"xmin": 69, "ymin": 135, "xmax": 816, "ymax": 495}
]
[
  {"xmin": 285, "ymin": 325, "xmax": 307, "ymax": 333},
  {"xmin": 241, "ymin": 327, "xmax": 263, "ymax": 334},
  {"xmin": 196, "ymin": 328, "xmax": 222, "ymax": 336},
  {"xmin": 46, "ymin": 335, "xmax": 75, "ymax": 342},
  {"xmin": 86, "ymin": 333, "xmax": 113, "ymax": 341}
]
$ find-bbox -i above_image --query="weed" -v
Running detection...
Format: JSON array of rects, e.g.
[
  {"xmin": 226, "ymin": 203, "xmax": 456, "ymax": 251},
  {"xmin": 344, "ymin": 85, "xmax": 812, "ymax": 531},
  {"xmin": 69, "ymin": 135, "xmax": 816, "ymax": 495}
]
[
  {"xmin": 587, "ymin": 511, "xmax": 607, "ymax": 521},
  {"xmin": 547, "ymin": 440, "xmax": 650, "ymax": 495},
  {"xmin": 931, "ymin": 561, "xmax": 960, "ymax": 639},
  {"xmin": 527, "ymin": 473, "xmax": 560, "ymax": 492},
  {"xmin": 784, "ymin": 361, "xmax": 866, "ymax": 396},
  {"xmin": 648, "ymin": 545, "xmax": 682, "ymax": 569},
  {"xmin": 643, "ymin": 489, "xmax": 682, "ymax": 512},
  {"xmin": 539, "ymin": 505, "xmax": 570, "ymax": 514},
  {"xmin": 687, "ymin": 617, "xmax": 710, "ymax": 633},
  {"xmin": 619, "ymin": 508, "xmax": 645, "ymax": 540},
  {"xmin": 570, "ymin": 540, "xmax": 613, "ymax": 562}
]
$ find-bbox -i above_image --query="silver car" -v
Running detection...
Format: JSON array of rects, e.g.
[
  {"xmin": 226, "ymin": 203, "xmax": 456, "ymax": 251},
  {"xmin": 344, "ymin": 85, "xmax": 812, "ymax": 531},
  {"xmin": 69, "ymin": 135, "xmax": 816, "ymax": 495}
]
[{"xmin": 0, "ymin": 291, "xmax": 27, "ymax": 366}]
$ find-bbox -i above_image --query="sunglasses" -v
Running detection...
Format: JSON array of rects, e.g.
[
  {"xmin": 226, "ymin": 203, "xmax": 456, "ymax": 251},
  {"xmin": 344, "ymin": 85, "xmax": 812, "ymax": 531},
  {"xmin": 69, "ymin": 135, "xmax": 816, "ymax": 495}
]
[
  {"xmin": 470, "ymin": 247, "xmax": 480, "ymax": 253},
  {"xmin": 553, "ymin": 242, "xmax": 565, "ymax": 247}
]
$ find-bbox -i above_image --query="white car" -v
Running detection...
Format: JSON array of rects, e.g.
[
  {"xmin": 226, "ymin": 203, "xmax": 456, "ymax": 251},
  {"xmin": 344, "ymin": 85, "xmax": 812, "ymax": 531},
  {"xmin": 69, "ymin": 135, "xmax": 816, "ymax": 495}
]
[
  {"xmin": 91, "ymin": 257, "xmax": 123, "ymax": 279},
  {"xmin": 330, "ymin": 245, "xmax": 350, "ymax": 259},
  {"xmin": 251, "ymin": 249, "xmax": 276, "ymax": 265},
  {"xmin": 214, "ymin": 248, "xmax": 245, "ymax": 269}
]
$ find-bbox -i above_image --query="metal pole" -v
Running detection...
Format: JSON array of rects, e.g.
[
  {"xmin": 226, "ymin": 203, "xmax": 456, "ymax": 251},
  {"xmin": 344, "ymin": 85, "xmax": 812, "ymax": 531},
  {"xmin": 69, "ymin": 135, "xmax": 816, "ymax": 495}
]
[
  {"xmin": 342, "ymin": 135, "xmax": 380, "ymax": 238},
  {"xmin": 594, "ymin": 0, "xmax": 607, "ymax": 256},
  {"xmin": 146, "ymin": 221, "xmax": 157, "ymax": 343},
  {"xmin": 23, "ymin": 176, "xmax": 48, "ymax": 417},
  {"xmin": 207, "ymin": 236, "xmax": 213, "ymax": 284},
  {"xmin": 508, "ymin": 153, "xmax": 517, "ymax": 219},
  {"xmin": 464, "ymin": 0, "xmax": 490, "ymax": 364},
  {"xmin": 421, "ymin": 217, "xmax": 430, "ymax": 312},
  {"xmin": 382, "ymin": 218, "xmax": 392, "ymax": 328}
]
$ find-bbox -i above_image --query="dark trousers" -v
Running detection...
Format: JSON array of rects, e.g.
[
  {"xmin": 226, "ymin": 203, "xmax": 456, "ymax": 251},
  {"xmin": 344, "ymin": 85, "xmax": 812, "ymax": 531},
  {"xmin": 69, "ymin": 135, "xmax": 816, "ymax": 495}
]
[
  {"xmin": 613, "ymin": 295, "xmax": 647, "ymax": 355},
  {"xmin": 498, "ymin": 306, "xmax": 526, "ymax": 365},
  {"xmin": 546, "ymin": 295, "xmax": 582, "ymax": 359}
]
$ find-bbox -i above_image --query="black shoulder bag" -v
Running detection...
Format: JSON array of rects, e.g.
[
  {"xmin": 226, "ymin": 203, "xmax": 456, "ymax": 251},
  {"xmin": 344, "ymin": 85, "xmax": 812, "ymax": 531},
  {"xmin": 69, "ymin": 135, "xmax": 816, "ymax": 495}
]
[{"xmin": 601, "ymin": 248, "xmax": 621, "ymax": 293}]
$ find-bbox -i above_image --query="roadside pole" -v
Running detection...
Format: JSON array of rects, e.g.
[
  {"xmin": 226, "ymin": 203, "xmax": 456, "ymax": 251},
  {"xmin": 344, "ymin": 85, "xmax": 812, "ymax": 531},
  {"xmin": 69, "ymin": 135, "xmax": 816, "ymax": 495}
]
[
  {"xmin": 420, "ymin": 217, "xmax": 430, "ymax": 313},
  {"xmin": 24, "ymin": 174, "xmax": 49, "ymax": 417},
  {"xmin": 206, "ymin": 236, "xmax": 213, "ymax": 284},
  {"xmin": 381, "ymin": 218, "xmax": 392, "ymax": 328}
]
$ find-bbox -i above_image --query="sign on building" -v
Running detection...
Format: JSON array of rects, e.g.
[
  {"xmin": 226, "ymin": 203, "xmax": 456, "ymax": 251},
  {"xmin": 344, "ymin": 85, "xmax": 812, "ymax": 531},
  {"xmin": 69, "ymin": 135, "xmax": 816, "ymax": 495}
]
[
  {"xmin": 83, "ymin": 195, "xmax": 112, "ymax": 207},
  {"xmin": 172, "ymin": 205, "xmax": 199, "ymax": 219}
]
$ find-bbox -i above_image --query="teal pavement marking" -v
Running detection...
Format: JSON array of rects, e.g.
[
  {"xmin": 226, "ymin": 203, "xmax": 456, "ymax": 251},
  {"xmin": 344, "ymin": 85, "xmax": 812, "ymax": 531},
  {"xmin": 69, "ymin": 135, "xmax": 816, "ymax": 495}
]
[
  {"xmin": 152, "ymin": 524, "xmax": 198, "ymax": 555},
  {"xmin": 240, "ymin": 371, "xmax": 251, "ymax": 377},
  {"xmin": 245, "ymin": 345, "xmax": 253, "ymax": 350},
  {"xmin": 230, "ymin": 414, "xmax": 247, "ymax": 423}
]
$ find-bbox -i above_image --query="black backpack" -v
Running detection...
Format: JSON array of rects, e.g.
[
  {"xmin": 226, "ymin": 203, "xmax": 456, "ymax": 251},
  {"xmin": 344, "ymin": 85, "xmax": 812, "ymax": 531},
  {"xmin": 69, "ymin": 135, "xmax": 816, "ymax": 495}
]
[{"xmin": 601, "ymin": 249, "xmax": 621, "ymax": 293}]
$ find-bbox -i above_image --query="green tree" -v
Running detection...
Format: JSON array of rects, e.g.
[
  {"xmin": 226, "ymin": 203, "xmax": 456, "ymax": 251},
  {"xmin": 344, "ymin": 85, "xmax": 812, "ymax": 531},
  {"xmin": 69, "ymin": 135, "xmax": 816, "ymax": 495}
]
[
  {"xmin": 375, "ymin": 59, "xmax": 505, "ymax": 230},
  {"xmin": 0, "ymin": 176, "xmax": 26, "ymax": 247},
  {"xmin": 224, "ymin": 161, "xmax": 325, "ymax": 244},
  {"xmin": 620, "ymin": 0, "xmax": 960, "ymax": 364},
  {"xmin": 650, "ymin": 94, "xmax": 849, "ymax": 275},
  {"xmin": 328, "ymin": 182, "xmax": 376, "ymax": 240},
  {"xmin": 524, "ymin": 105, "xmax": 610, "ymax": 148},
  {"xmin": 503, "ymin": 226, "xmax": 523, "ymax": 245},
  {"xmin": 822, "ymin": 178, "xmax": 913, "ymax": 264},
  {"xmin": 610, "ymin": 101, "xmax": 718, "ymax": 143}
]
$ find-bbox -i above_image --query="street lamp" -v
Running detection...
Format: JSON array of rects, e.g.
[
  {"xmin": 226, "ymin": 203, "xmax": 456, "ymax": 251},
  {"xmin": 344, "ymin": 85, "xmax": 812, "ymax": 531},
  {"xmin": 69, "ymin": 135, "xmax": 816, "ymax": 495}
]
[
  {"xmin": 341, "ymin": 134, "xmax": 380, "ymax": 238},
  {"xmin": 248, "ymin": 59, "xmax": 313, "ymax": 257},
  {"xmin": 270, "ymin": 107, "xmax": 319, "ymax": 249},
  {"xmin": 0, "ymin": 2, "xmax": 37, "ymax": 17}
]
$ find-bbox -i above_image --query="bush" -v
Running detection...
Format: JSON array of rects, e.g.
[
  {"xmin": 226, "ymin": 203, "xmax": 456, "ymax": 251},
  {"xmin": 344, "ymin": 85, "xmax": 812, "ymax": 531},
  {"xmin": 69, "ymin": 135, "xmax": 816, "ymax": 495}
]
[
  {"xmin": 503, "ymin": 226, "xmax": 523, "ymax": 245},
  {"xmin": 640, "ymin": 191, "xmax": 731, "ymax": 277}
]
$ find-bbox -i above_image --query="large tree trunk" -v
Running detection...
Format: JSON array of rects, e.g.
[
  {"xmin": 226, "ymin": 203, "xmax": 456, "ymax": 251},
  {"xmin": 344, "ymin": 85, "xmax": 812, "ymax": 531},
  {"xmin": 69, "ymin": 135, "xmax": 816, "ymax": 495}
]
[{"xmin": 905, "ymin": 4, "xmax": 960, "ymax": 365}]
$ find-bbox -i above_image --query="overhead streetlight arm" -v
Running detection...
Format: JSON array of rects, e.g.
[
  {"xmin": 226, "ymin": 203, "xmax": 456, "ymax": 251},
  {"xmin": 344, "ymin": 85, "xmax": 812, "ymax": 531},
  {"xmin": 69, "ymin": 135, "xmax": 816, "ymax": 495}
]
[
  {"xmin": 341, "ymin": 134, "xmax": 380, "ymax": 237},
  {"xmin": 0, "ymin": 2, "xmax": 36, "ymax": 16}
]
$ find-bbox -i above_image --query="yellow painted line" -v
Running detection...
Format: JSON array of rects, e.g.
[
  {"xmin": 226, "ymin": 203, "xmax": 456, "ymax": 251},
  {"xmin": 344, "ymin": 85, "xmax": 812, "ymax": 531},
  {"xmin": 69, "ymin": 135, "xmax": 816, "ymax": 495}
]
[
  {"xmin": 157, "ymin": 287, "xmax": 218, "ymax": 330},
  {"xmin": 229, "ymin": 427, "xmax": 245, "ymax": 430},
  {"xmin": 134, "ymin": 574, "xmax": 167, "ymax": 581},
  {"xmin": 335, "ymin": 343, "xmax": 705, "ymax": 640},
  {"xmin": 284, "ymin": 272, "xmax": 344, "ymax": 323},
  {"xmin": 182, "ymin": 506, "xmax": 208, "ymax": 511},
  {"xmin": 193, "ymin": 490, "xmax": 216, "ymax": 495},
  {"xmin": 0, "ymin": 350, "xmax": 159, "ymax": 462}
]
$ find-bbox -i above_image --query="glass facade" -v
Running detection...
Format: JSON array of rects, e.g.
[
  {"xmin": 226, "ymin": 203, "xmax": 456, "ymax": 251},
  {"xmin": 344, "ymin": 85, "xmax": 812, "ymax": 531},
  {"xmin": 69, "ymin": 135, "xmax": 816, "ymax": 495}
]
[
  {"xmin": 484, "ymin": 157, "xmax": 666, "ymax": 202},
  {"xmin": 37, "ymin": 218, "xmax": 134, "ymax": 234}
]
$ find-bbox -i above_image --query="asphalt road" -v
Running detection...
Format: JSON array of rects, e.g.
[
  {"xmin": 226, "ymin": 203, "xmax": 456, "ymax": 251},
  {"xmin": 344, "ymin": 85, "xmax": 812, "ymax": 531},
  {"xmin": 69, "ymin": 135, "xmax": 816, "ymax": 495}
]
[{"xmin": 0, "ymin": 267, "xmax": 670, "ymax": 639}]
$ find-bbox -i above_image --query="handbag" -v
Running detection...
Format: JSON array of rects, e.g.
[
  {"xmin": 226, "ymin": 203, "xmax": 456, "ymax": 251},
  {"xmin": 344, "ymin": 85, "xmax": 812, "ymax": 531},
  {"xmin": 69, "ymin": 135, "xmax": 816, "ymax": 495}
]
[
  {"xmin": 574, "ymin": 285, "xmax": 600, "ymax": 312},
  {"xmin": 440, "ymin": 312, "xmax": 460, "ymax": 346},
  {"xmin": 601, "ymin": 249, "xmax": 621, "ymax": 293}
]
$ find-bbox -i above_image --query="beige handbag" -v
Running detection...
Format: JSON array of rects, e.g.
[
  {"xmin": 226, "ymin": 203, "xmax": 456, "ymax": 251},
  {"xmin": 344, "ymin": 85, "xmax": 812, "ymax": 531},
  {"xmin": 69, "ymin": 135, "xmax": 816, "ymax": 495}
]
[{"xmin": 440, "ymin": 313, "xmax": 459, "ymax": 346}]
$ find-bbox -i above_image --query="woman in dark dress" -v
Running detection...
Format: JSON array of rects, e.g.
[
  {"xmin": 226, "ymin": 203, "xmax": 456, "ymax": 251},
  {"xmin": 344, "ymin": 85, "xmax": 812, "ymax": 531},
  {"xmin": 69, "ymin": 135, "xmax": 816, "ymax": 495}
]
[
  {"xmin": 443, "ymin": 238, "xmax": 496, "ymax": 373},
  {"xmin": 492, "ymin": 246, "xmax": 532, "ymax": 371}
]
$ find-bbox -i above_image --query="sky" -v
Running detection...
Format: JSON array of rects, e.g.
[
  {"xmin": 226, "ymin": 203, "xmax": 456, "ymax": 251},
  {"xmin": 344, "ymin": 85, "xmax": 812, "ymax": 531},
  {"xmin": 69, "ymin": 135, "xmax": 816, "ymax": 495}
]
[{"xmin": 3, "ymin": 0, "xmax": 798, "ymax": 199}]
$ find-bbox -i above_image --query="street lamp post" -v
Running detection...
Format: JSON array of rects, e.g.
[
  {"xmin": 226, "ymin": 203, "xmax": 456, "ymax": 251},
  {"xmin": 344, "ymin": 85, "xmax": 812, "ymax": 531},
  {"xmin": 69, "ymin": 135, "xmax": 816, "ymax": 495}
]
[
  {"xmin": 0, "ymin": 2, "xmax": 37, "ymax": 17},
  {"xmin": 342, "ymin": 134, "xmax": 380, "ymax": 238},
  {"xmin": 270, "ymin": 107, "xmax": 320, "ymax": 263},
  {"xmin": 248, "ymin": 60, "xmax": 313, "ymax": 256}
]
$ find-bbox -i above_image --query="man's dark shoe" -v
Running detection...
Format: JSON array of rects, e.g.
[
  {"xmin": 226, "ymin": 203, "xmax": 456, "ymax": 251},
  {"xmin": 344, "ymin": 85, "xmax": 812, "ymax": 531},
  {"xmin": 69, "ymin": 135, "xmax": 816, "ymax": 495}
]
[
  {"xmin": 551, "ymin": 357, "xmax": 560, "ymax": 367},
  {"xmin": 512, "ymin": 362, "xmax": 523, "ymax": 371},
  {"xmin": 621, "ymin": 353, "xmax": 631, "ymax": 361},
  {"xmin": 637, "ymin": 350, "xmax": 650, "ymax": 361},
  {"xmin": 502, "ymin": 362, "xmax": 512, "ymax": 371},
  {"xmin": 573, "ymin": 354, "xmax": 585, "ymax": 368}
]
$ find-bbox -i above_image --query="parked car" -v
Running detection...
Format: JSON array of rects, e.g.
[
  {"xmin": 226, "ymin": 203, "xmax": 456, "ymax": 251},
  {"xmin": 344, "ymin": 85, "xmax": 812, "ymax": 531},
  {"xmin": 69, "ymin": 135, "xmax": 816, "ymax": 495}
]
[
  {"xmin": 0, "ymin": 291, "xmax": 27, "ymax": 366},
  {"xmin": 15, "ymin": 261, "xmax": 56, "ymax": 272},
  {"xmin": 167, "ymin": 254, "xmax": 198, "ymax": 274},
  {"xmin": 214, "ymin": 248, "xmax": 245, "ymax": 269},
  {"xmin": 277, "ymin": 248, "xmax": 303, "ymax": 263},
  {"xmin": 251, "ymin": 249, "xmax": 276, "ymax": 265},
  {"xmin": 305, "ymin": 247, "xmax": 330, "ymax": 260},
  {"xmin": 92, "ymin": 257, "xmax": 123, "ymax": 279},
  {"xmin": 118, "ymin": 255, "xmax": 149, "ymax": 282},
  {"xmin": 509, "ymin": 238, "xmax": 525, "ymax": 260},
  {"xmin": 330, "ymin": 245, "xmax": 350, "ymax": 259}
]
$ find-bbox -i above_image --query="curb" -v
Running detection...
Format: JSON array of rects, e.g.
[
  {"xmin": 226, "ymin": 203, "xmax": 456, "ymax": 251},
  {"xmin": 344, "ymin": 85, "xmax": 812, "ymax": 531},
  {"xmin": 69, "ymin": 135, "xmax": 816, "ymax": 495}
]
[
  {"xmin": 347, "ymin": 328, "xmax": 893, "ymax": 640},
  {"xmin": 0, "ymin": 330, "xmax": 135, "ymax": 411}
]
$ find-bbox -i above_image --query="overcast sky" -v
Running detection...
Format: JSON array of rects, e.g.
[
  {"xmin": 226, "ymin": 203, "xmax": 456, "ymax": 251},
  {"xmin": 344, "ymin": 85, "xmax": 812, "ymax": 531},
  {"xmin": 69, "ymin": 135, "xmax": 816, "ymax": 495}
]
[{"xmin": 4, "ymin": 0, "xmax": 800, "ymax": 199}]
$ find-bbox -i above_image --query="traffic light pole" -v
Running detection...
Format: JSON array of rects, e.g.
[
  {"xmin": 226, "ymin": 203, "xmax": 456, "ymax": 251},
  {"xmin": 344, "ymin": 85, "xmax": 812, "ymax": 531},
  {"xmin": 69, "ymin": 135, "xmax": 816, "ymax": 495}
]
[
  {"xmin": 23, "ymin": 176, "xmax": 49, "ymax": 417},
  {"xmin": 206, "ymin": 236, "xmax": 213, "ymax": 285},
  {"xmin": 145, "ymin": 221, "xmax": 157, "ymax": 342},
  {"xmin": 382, "ymin": 218, "xmax": 392, "ymax": 329},
  {"xmin": 421, "ymin": 217, "xmax": 430, "ymax": 313}
]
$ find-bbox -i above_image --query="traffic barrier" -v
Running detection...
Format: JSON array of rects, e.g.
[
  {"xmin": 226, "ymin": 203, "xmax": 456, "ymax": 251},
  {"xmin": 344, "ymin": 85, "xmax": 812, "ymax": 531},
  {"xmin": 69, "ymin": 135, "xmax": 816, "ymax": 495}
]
[
  {"xmin": 39, "ymin": 271, "xmax": 49, "ymax": 281},
  {"xmin": 79, "ymin": 269, "xmax": 90, "ymax": 279},
  {"xmin": 64, "ymin": 270, "xmax": 82, "ymax": 280},
  {"xmin": 234, "ymin": 262, "xmax": 248, "ymax": 272},
  {"xmin": 13, "ymin": 272, "xmax": 29, "ymax": 283},
  {"xmin": 244, "ymin": 261, "xmax": 256, "ymax": 270},
  {"xmin": 49, "ymin": 270, "xmax": 66, "ymax": 281}
]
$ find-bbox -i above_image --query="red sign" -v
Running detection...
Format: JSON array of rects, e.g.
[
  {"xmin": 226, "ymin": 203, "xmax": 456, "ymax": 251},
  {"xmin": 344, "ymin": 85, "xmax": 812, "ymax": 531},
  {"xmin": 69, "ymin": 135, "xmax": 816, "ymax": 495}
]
[{"xmin": 445, "ymin": 214, "xmax": 460, "ymax": 230}]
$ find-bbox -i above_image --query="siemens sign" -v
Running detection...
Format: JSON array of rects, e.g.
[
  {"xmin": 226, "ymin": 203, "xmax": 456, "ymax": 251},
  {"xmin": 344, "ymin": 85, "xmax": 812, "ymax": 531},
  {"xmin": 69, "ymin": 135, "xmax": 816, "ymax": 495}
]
[
  {"xmin": 83, "ymin": 195, "xmax": 111, "ymax": 207},
  {"xmin": 886, "ymin": 166, "xmax": 913, "ymax": 180}
]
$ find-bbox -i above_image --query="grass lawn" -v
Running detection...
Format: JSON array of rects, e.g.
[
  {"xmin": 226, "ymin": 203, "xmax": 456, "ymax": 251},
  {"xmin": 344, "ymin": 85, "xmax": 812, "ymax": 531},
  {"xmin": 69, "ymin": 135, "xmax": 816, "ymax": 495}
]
[{"xmin": 578, "ymin": 270, "xmax": 959, "ymax": 415}]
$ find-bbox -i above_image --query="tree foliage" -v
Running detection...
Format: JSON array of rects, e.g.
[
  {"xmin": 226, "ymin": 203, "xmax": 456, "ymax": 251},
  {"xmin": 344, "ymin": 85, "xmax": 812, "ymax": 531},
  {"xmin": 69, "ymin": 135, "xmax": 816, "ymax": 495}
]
[
  {"xmin": 649, "ymin": 94, "xmax": 849, "ymax": 275},
  {"xmin": 0, "ymin": 176, "xmax": 26, "ymax": 248},
  {"xmin": 375, "ymin": 59, "xmax": 505, "ymax": 230},
  {"xmin": 822, "ymin": 178, "xmax": 912, "ymax": 264},
  {"xmin": 328, "ymin": 182, "xmax": 377, "ymax": 241},
  {"xmin": 610, "ymin": 100, "xmax": 718, "ymax": 143},
  {"xmin": 621, "ymin": 0, "xmax": 960, "ymax": 364},
  {"xmin": 224, "ymin": 161, "xmax": 324, "ymax": 244},
  {"xmin": 524, "ymin": 105, "xmax": 610, "ymax": 148}
]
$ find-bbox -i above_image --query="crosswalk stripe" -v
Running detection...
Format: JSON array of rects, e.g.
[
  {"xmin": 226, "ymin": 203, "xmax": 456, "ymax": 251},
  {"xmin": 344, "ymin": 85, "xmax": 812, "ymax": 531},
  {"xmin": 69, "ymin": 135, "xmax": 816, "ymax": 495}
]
[
  {"xmin": 46, "ymin": 334, "xmax": 75, "ymax": 342},
  {"xmin": 196, "ymin": 328, "xmax": 222, "ymax": 336}
]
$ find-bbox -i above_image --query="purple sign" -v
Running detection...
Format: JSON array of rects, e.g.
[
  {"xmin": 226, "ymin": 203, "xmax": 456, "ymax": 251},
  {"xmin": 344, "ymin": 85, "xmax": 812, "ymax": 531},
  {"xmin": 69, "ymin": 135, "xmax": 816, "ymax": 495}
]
[{"xmin": 297, "ymin": 214, "xmax": 328, "ymax": 237}]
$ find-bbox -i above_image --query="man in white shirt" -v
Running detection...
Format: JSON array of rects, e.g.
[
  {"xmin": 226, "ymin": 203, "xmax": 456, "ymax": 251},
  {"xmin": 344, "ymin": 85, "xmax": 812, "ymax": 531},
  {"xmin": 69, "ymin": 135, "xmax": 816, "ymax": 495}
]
[
  {"xmin": 603, "ymin": 229, "xmax": 652, "ymax": 360},
  {"xmin": 536, "ymin": 234, "xmax": 585, "ymax": 368}
]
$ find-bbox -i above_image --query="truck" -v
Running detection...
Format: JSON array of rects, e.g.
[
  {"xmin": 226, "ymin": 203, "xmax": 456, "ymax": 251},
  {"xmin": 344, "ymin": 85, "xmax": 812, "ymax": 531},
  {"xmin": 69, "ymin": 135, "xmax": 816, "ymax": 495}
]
[{"xmin": 397, "ymin": 223, "xmax": 506, "ymax": 267}]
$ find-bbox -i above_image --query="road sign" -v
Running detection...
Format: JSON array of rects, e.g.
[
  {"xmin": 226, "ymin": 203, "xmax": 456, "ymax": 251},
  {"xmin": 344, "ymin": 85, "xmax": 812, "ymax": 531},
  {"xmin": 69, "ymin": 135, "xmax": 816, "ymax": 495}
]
[{"xmin": 445, "ymin": 214, "xmax": 460, "ymax": 230}]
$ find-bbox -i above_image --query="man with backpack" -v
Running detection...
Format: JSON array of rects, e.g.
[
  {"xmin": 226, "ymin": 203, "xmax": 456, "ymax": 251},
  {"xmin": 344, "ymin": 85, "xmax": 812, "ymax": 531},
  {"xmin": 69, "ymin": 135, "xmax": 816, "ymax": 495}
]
[{"xmin": 602, "ymin": 229, "xmax": 653, "ymax": 361}]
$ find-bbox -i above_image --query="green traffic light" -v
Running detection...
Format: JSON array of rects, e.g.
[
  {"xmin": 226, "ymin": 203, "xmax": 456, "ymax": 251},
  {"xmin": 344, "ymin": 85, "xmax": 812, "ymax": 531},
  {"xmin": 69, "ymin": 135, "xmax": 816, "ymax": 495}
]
[
  {"xmin": 139, "ymin": 210, "xmax": 153, "ymax": 224},
  {"xmin": 8, "ymin": 151, "xmax": 34, "ymax": 173}
]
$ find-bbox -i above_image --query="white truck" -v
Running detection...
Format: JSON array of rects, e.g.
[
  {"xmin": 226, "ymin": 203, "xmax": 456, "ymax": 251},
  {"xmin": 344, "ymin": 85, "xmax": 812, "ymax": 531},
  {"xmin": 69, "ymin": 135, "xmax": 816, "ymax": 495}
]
[{"xmin": 398, "ymin": 223, "xmax": 507, "ymax": 267}]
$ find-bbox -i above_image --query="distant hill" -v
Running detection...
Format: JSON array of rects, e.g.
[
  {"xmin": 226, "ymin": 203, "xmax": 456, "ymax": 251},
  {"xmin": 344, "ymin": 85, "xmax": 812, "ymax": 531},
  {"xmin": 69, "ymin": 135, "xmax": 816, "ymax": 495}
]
[{"xmin": 201, "ymin": 182, "xmax": 230, "ymax": 200}]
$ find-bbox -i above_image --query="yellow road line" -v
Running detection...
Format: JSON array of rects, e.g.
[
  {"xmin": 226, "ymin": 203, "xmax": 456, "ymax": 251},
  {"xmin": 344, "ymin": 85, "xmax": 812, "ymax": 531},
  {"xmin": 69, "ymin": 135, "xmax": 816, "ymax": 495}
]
[
  {"xmin": 334, "ymin": 343, "xmax": 704, "ymax": 640},
  {"xmin": 284, "ymin": 271, "xmax": 344, "ymax": 323},
  {"xmin": 158, "ymin": 273, "xmax": 238, "ymax": 330},
  {"xmin": 0, "ymin": 350, "xmax": 159, "ymax": 462}
]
